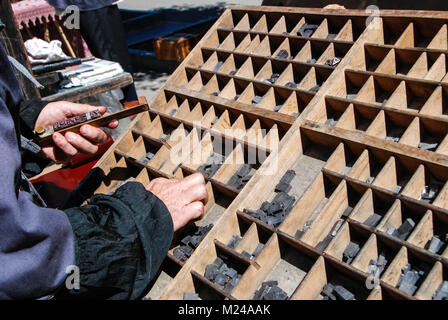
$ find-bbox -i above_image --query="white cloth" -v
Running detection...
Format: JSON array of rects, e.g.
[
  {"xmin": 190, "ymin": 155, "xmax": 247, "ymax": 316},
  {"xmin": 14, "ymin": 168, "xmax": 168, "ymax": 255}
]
[{"xmin": 24, "ymin": 37, "xmax": 70, "ymax": 65}]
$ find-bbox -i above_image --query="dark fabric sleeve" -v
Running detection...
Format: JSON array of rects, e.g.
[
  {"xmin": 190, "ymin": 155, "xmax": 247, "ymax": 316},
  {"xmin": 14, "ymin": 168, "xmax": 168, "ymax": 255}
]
[
  {"xmin": 18, "ymin": 99, "xmax": 49, "ymax": 139},
  {"xmin": 58, "ymin": 181, "xmax": 174, "ymax": 300}
]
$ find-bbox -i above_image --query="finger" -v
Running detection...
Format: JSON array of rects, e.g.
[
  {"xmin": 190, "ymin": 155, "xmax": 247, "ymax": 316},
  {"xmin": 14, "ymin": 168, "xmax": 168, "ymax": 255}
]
[
  {"xmin": 181, "ymin": 172, "xmax": 206, "ymax": 189},
  {"xmin": 65, "ymin": 131, "xmax": 98, "ymax": 154},
  {"xmin": 64, "ymin": 103, "xmax": 106, "ymax": 117},
  {"xmin": 182, "ymin": 182, "xmax": 209, "ymax": 206},
  {"xmin": 52, "ymin": 132, "xmax": 78, "ymax": 157},
  {"xmin": 107, "ymin": 119, "xmax": 119, "ymax": 129},
  {"xmin": 52, "ymin": 147, "xmax": 71, "ymax": 164},
  {"xmin": 79, "ymin": 124, "xmax": 108, "ymax": 144},
  {"xmin": 183, "ymin": 201, "xmax": 205, "ymax": 221}
]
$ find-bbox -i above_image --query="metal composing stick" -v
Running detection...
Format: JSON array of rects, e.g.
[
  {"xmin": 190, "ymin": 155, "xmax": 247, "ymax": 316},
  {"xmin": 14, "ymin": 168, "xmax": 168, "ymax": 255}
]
[{"xmin": 33, "ymin": 103, "xmax": 149, "ymax": 146}]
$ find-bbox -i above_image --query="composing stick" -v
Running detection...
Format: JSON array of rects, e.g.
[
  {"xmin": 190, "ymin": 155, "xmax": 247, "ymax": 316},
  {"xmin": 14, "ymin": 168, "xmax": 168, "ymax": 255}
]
[{"xmin": 33, "ymin": 103, "xmax": 149, "ymax": 146}]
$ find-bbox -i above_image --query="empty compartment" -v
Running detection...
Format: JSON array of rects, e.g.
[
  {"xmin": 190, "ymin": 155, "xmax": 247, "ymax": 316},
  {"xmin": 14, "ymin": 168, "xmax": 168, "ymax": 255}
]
[
  {"xmin": 359, "ymin": 75, "xmax": 402, "ymax": 106},
  {"xmin": 347, "ymin": 149, "xmax": 386, "ymax": 185},
  {"xmin": 339, "ymin": 103, "xmax": 379, "ymax": 132},
  {"xmin": 308, "ymin": 96, "xmax": 349, "ymax": 126},
  {"xmin": 250, "ymin": 12, "xmax": 281, "ymax": 33},
  {"xmin": 232, "ymin": 11, "xmax": 264, "ymax": 32},
  {"xmin": 145, "ymin": 256, "xmax": 182, "ymax": 300},
  {"xmin": 380, "ymin": 19, "xmax": 413, "ymax": 47},
  {"xmin": 387, "ymin": 80, "xmax": 438, "ymax": 113},
  {"xmin": 372, "ymin": 156, "xmax": 415, "ymax": 194},
  {"xmin": 340, "ymin": 70, "xmax": 370, "ymax": 101},
  {"xmin": 420, "ymin": 85, "xmax": 448, "ymax": 117},
  {"xmin": 376, "ymin": 48, "xmax": 427, "ymax": 78},
  {"xmin": 358, "ymin": 45, "xmax": 391, "ymax": 72},
  {"xmin": 385, "ymin": 20, "xmax": 448, "ymax": 49},
  {"xmin": 324, "ymin": 141, "xmax": 360, "ymax": 176}
]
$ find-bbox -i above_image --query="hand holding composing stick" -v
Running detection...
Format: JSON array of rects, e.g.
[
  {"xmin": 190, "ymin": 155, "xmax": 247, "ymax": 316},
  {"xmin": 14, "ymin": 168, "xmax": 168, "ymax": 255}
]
[{"xmin": 34, "ymin": 101, "xmax": 148, "ymax": 163}]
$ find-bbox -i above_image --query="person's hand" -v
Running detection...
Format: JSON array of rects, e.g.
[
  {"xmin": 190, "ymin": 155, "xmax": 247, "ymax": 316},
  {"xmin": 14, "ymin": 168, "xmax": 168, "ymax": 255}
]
[
  {"xmin": 146, "ymin": 173, "xmax": 209, "ymax": 232},
  {"xmin": 35, "ymin": 101, "xmax": 118, "ymax": 163}
]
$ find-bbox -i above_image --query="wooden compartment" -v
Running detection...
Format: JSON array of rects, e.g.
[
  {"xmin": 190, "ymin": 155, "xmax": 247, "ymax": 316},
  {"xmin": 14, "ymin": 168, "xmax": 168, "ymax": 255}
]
[
  {"xmin": 372, "ymin": 156, "xmax": 415, "ymax": 194},
  {"xmin": 407, "ymin": 209, "xmax": 448, "ymax": 257},
  {"xmin": 415, "ymin": 261, "xmax": 448, "ymax": 300},
  {"xmin": 381, "ymin": 246, "xmax": 436, "ymax": 297},
  {"xmin": 361, "ymin": 46, "xmax": 431, "ymax": 78},
  {"xmin": 350, "ymin": 232, "xmax": 402, "ymax": 280},
  {"xmin": 345, "ymin": 149, "xmax": 387, "ymax": 185},
  {"xmin": 189, "ymin": 239, "xmax": 253, "ymax": 297},
  {"xmin": 232, "ymin": 233, "xmax": 319, "ymax": 300},
  {"xmin": 401, "ymin": 164, "xmax": 448, "ymax": 206},
  {"xmin": 280, "ymin": 171, "xmax": 339, "ymax": 239},
  {"xmin": 325, "ymin": 221, "xmax": 374, "ymax": 264},
  {"xmin": 349, "ymin": 188, "xmax": 396, "ymax": 229},
  {"xmin": 357, "ymin": 45, "xmax": 391, "ymax": 73},
  {"xmin": 145, "ymin": 256, "xmax": 183, "ymax": 300},
  {"xmin": 291, "ymin": 256, "xmax": 373, "ymax": 300},
  {"xmin": 377, "ymin": 199, "xmax": 428, "ymax": 242},
  {"xmin": 380, "ymin": 18, "xmax": 448, "ymax": 49},
  {"xmin": 217, "ymin": 212, "xmax": 273, "ymax": 257},
  {"xmin": 343, "ymin": 71, "xmax": 401, "ymax": 106},
  {"xmin": 298, "ymin": 178, "xmax": 353, "ymax": 250}
]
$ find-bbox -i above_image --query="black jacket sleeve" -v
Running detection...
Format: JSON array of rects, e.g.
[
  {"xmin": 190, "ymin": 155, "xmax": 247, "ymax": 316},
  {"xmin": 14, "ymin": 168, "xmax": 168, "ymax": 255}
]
[
  {"xmin": 18, "ymin": 99, "xmax": 49, "ymax": 139},
  {"xmin": 57, "ymin": 181, "xmax": 174, "ymax": 300}
]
